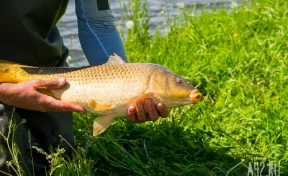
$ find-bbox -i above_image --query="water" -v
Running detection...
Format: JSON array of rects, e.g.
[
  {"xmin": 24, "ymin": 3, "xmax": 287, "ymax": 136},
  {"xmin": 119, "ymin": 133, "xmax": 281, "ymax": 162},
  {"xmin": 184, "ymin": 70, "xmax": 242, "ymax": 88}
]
[{"xmin": 57, "ymin": 0, "xmax": 235, "ymax": 66}]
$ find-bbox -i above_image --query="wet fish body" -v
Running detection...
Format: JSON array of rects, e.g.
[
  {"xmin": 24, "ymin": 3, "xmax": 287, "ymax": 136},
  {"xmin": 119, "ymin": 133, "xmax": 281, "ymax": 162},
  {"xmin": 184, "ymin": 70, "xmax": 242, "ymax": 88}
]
[{"xmin": 0, "ymin": 55, "xmax": 202, "ymax": 136}]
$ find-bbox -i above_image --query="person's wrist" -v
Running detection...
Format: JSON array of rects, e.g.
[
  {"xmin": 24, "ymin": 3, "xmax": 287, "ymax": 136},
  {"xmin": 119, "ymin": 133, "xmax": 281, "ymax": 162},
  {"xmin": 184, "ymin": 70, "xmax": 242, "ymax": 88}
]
[
  {"xmin": 0, "ymin": 83, "xmax": 5, "ymax": 102},
  {"xmin": 0, "ymin": 83, "xmax": 10, "ymax": 103}
]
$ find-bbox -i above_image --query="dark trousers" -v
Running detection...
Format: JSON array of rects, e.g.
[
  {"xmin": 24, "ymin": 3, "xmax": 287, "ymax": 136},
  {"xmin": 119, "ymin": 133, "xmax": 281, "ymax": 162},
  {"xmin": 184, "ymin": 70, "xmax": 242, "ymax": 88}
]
[
  {"xmin": 0, "ymin": 104, "xmax": 74, "ymax": 175},
  {"xmin": 0, "ymin": 57, "xmax": 74, "ymax": 175}
]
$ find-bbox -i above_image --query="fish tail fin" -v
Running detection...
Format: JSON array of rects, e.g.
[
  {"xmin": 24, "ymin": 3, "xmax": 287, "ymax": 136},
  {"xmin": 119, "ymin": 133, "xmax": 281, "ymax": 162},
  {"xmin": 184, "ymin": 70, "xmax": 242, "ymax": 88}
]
[
  {"xmin": 93, "ymin": 115, "xmax": 115, "ymax": 136},
  {"xmin": 0, "ymin": 60, "xmax": 28, "ymax": 83}
]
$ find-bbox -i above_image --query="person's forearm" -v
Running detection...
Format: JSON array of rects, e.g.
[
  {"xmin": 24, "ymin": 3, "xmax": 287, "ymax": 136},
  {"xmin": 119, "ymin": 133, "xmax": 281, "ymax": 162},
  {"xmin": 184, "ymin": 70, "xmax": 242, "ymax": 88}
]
[
  {"xmin": 0, "ymin": 83, "xmax": 4, "ymax": 102},
  {"xmin": 75, "ymin": 0, "xmax": 127, "ymax": 65},
  {"xmin": 0, "ymin": 79, "xmax": 84, "ymax": 112},
  {"xmin": 0, "ymin": 83, "xmax": 9, "ymax": 103}
]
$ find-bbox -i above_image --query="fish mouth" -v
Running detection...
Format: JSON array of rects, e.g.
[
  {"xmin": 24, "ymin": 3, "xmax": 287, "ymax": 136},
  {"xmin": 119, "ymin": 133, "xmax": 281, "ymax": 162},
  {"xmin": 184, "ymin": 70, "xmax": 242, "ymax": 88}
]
[{"xmin": 189, "ymin": 89, "xmax": 202, "ymax": 104}]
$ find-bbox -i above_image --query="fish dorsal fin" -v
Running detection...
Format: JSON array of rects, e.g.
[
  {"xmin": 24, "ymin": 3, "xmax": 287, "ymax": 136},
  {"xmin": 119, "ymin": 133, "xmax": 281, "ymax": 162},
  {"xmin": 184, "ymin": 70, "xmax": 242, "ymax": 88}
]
[{"xmin": 105, "ymin": 54, "xmax": 126, "ymax": 65}]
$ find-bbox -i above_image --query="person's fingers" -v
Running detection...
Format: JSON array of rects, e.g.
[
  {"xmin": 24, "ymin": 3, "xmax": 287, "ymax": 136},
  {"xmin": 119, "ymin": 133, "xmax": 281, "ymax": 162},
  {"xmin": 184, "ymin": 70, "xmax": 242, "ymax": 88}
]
[
  {"xmin": 33, "ymin": 78, "xmax": 66, "ymax": 90},
  {"xmin": 38, "ymin": 95, "xmax": 85, "ymax": 112},
  {"xmin": 127, "ymin": 106, "xmax": 137, "ymax": 122},
  {"xmin": 156, "ymin": 103, "xmax": 169, "ymax": 118},
  {"xmin": 128, "ymin": 106, "xmax": 150, "ymax": 123},
  {"xmin": 144, "ymin": 99, "xmax": 159, "ymax": 121},
  {"xmin": 135, "ymin": 100, "xmax": 146, "ymax": 121}
]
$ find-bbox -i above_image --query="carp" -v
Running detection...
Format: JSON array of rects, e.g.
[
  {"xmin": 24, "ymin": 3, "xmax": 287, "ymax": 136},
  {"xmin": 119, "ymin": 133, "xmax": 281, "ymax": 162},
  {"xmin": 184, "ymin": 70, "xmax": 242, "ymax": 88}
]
[{"xmin": 0, "ymin": 54, "xmax": 202, "ymax": 136}]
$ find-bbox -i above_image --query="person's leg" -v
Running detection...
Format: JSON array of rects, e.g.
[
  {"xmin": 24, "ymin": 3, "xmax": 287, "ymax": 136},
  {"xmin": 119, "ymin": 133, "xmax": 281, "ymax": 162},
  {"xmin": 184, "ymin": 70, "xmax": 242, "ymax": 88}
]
[
  {"xmin": 75, "ymin": 0, "xmax": 128, "ymax": 65},
  {"xmin": 0, "ymin": 55, "xmax": 74, "ymax": 175},
  {"xmin": 0, "ymin": 104, "xmax": 74, "ymax": 175},
  {"xmin": 0, "ymin": 104, "xmax": 13, "ymax": 175},
  {"xmin": 0, "ymin": 104, "xmax": 34, "ymax": 175}
]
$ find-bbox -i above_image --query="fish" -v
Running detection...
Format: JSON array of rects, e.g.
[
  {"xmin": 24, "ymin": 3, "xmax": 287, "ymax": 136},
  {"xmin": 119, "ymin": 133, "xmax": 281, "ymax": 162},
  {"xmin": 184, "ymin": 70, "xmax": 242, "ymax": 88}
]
[{"xmin": 0, "ymin": 54, "xmax": 202, "ymax": 136}]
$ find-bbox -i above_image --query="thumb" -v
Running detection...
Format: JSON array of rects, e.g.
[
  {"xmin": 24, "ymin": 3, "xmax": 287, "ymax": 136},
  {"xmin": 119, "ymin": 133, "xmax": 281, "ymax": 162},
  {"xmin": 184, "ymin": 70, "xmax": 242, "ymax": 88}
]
[{"xmin": 33, "ymin": 78, "xmax": 67, "ymax": 90}]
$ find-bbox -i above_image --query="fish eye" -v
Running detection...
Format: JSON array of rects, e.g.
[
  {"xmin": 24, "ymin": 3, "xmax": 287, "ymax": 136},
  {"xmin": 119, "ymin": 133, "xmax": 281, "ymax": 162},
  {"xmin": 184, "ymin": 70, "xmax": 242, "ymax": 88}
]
[{"xmin": 176, "ymin": 77, "xmax": 184, "ymax": 84}]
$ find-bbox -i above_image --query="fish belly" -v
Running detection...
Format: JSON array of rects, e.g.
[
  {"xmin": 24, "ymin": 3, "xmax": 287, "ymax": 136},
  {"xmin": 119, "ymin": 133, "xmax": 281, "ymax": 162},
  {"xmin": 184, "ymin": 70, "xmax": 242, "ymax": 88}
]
[
  {"xmin": 51, "ymin": 79, "xmax": 146, "ymax": 115},
  {"xmin": 25, "ymin": 64, "xmax": 159, "ymax": 115}
]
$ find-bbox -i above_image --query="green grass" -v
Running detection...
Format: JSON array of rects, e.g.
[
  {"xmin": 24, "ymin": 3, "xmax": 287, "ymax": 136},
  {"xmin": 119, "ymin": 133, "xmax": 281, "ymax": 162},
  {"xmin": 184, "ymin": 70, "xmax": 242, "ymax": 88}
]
[
  {"xmin": 71, "ymin": 0, "xmax": 288, "ymax": 175},
  {"xmin": 4, "ymin": 0, "xmax": 288, "ymax": 175}
]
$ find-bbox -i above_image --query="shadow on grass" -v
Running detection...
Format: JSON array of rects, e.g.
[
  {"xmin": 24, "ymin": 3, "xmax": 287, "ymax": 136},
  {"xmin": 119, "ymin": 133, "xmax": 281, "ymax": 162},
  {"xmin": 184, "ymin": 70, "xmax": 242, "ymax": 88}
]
[{"xmin": 74, "ymin": 115, "xmax": 248, "ymax": 176}]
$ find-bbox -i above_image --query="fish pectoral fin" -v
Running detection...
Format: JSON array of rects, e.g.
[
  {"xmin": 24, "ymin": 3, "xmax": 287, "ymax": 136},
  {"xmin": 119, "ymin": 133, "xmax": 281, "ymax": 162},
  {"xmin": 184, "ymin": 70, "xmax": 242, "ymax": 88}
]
[
  {"xmin": 93, "ymin": 115, "xmax": 115, "ymax": 136},
  {"xmin": 129, "ymin": 92, "xmax": 160, "ymax": 111},
  {"xmin": 135, "ymin": 92, "xmax": 158, "ymax": 103},
  {"xmin": 88, "ymin": 99, "xmax": 113, "ymax": 111},
  {"xmin": 105, "ymin": 54, "xmax": 127, "ymax": 65}
]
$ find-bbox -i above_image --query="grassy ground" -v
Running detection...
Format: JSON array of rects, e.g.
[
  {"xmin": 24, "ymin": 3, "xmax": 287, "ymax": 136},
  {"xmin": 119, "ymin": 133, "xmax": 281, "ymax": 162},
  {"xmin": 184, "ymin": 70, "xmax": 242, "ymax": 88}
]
[
  {"xmin": 5, "ymin": 0, "xmax": 288, "ymax": 175},
  {"xmin": 55, "ymin": 0, "xmax": 288, "ymax": 175}
]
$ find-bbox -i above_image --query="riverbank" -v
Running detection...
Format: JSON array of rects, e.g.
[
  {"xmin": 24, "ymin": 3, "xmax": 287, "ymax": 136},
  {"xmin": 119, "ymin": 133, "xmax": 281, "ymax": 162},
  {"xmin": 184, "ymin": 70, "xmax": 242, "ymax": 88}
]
[
  {"xmin": 71, "ymin": 0, "xmax": 288, "ymax": 175},
  {"xmin": 9, "ymin": 0, "xmax": 288, "ymax": 175},
  {"xmin": 63, "ymin": 0, "xmax": 288, "ymax": 175}
]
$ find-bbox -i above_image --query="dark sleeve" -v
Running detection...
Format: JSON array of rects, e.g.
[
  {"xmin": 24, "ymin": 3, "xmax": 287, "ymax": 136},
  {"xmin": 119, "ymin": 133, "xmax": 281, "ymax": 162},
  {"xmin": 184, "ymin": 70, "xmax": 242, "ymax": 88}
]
[{"xmin": 75, "ymin": 0, "xmax": 127, "ymax": 65}]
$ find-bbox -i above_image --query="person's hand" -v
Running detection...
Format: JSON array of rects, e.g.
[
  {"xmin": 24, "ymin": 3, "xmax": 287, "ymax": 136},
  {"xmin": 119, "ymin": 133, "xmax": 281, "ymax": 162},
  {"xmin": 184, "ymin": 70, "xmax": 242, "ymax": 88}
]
[
  {"xmin": 127, "ymin": 99, "xmax": 169, "ymax": 123},
  {"xmin": 0, "ymin": 78, "xmax": 85, "ymax": 112}
]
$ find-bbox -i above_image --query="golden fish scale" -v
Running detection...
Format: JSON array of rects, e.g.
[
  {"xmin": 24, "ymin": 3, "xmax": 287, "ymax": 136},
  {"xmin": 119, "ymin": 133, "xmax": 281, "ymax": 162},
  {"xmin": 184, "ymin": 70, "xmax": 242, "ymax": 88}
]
[{"xmin": 21, "ymin": 64, "xmax": 162, "ymax": 110}]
